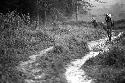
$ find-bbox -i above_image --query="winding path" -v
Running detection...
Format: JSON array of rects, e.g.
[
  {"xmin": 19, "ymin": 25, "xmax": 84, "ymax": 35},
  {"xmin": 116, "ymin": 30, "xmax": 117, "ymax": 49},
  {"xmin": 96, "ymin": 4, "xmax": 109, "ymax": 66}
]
[
  {"xmin": 17, "ymin": 32, "xmax": 124, "ymax": 83},
  {"xmin": 65, "ymin": 32, "xmax": 124, "ymax": 83}
]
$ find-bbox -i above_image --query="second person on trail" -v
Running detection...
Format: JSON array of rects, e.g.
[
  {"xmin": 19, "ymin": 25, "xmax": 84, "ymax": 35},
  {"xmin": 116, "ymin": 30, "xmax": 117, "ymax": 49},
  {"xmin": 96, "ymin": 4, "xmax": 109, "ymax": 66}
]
[
  {"xmin": 105, "ymin": 14, "xmax": 114, "ymax": 41},
  {"xmin": 91, "ymin": 17, "xmax": 98, "ymax": 28}
]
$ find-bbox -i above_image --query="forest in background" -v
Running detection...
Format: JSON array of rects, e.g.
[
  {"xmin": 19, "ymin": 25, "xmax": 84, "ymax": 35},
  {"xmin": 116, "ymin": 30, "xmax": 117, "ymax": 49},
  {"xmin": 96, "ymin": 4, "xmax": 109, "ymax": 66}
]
[{"xmin": 0, "ymin": 0, "xmax": 97, "ymax": 24}]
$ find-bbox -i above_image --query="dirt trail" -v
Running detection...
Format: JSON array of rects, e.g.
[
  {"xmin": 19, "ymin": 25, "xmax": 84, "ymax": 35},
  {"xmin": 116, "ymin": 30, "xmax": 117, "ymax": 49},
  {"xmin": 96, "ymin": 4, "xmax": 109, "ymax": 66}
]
[
  {"xmin": 65, "ymin": 32, "xmax": 124, "ymax": 83},
  {"xmin": 16, "ymin": 32, "xmax": 124, "ymax": 83},
  {"xmin": 17, "ymin": 46, "xmax": 54, "ymax": 83}
]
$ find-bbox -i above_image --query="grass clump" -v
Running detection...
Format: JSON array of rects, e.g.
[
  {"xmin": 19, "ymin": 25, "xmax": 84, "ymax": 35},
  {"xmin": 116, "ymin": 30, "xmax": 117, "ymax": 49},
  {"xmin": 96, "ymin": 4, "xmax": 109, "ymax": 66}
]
[
  {"xmin": 33, "ymin": 43, "xmax": 89, "ymax": 83},
  {"xmin": 82, "ymin": 43, "xmax": 125, "ymax": 83}
]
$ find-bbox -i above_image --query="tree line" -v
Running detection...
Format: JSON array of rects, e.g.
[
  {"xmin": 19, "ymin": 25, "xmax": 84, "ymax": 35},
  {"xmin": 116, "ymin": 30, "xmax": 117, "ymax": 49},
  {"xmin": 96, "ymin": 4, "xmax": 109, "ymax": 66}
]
[{"xmin": 0, "ymin": 0, "xmax": 103, "ymax": 23}]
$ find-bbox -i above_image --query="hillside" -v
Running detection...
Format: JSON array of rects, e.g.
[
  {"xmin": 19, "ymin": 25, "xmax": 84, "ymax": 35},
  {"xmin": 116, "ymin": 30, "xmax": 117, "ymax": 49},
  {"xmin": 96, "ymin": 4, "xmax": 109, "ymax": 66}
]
[{"xmin": 0, "ymin": 12, "xmax": 125, "ymax": 83}]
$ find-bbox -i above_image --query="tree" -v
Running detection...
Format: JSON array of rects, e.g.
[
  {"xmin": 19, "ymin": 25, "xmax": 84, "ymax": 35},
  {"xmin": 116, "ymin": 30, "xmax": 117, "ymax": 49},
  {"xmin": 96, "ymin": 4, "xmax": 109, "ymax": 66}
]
[
  {"xmin": 74, "ymin": 0, "xmax": 94, "ymax": 21},
  {"xmin": 36, "ymin": 0, "xmax": 93, "ymax": 23}
]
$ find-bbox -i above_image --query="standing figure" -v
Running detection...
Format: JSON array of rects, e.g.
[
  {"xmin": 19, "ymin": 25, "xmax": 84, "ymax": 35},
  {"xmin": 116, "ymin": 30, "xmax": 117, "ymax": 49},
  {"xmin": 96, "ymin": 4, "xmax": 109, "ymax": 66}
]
[
  {"xmin": 91, "ymin": 17, "xmax": 98, "ymax": 28},
  {"xmin": 105, "ymin": 14, "xmax": 114, "ymax": 41}
]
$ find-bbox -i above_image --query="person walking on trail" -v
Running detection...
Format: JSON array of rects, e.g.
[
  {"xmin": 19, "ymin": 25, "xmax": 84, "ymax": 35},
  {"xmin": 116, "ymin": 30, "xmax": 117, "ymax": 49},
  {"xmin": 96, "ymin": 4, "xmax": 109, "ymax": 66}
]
[
  {"xmin": 105, "ymin": 14, "xmax": 114, "ymax": 41},
  {"xmin": 91, "ymin": 17, "xmax": 98, "ymax": 28}
]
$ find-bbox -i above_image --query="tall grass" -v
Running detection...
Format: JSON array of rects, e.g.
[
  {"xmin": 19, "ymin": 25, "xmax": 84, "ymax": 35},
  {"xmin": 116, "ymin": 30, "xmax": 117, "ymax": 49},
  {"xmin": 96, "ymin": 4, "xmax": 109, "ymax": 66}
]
[
  {"xmin": 0, "ymin": 11, "xmax": 90, "ymax": 83},
  {"xmin": 0, "ymin": 11, "xmax": 54, "ymax": 83},
  {"xmin": 82, "ymin": 43, "xmax": 125, "ymax": 83},
  {"xmin": 0, "ymin": 10, "xmax": 107, "ymax": 83}
]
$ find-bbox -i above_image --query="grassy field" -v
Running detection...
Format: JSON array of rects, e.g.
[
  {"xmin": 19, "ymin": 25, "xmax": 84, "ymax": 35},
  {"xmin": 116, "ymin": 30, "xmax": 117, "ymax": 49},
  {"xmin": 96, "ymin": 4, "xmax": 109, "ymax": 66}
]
[{"xmin": 0, "ymin": 11, "xmax": 125, "ymax": 83}]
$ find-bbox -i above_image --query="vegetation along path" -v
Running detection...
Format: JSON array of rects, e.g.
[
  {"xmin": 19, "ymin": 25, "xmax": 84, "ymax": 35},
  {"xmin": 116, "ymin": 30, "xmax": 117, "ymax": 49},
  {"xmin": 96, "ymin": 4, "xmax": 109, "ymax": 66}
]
[
  {"xmin": 65, "ymin": 32, "xmax": 124, "ymax": 83},
  {"xmin": 17, "ymin": 32, "xmax": 124, "ymax": 83}
]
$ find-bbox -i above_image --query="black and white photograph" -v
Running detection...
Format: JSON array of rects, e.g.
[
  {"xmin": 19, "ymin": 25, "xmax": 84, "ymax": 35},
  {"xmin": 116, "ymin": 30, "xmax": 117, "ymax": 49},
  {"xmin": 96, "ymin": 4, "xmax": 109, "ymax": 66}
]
[{"xmin": 0, "ymin": 0, "xmax": 125, "ymax": 83}]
